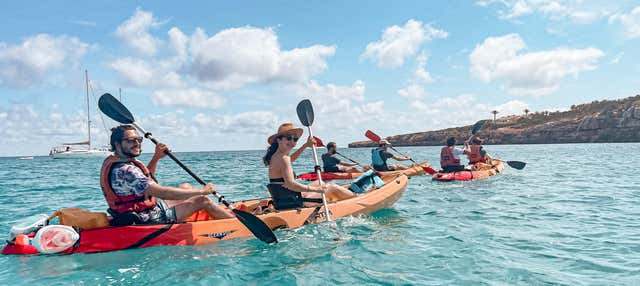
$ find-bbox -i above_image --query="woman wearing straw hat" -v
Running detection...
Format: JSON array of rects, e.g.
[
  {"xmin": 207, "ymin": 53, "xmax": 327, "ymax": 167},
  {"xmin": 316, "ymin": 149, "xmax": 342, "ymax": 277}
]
[{"xmin": 263, "ymin": 123, "xmax": 356, "ymax": 210}]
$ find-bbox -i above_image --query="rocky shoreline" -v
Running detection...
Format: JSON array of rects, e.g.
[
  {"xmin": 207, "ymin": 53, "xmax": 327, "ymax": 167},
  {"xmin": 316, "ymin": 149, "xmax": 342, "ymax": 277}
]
[{"xmin": 349, "ymin": 95, "xmax": 640, "ymax": 148}]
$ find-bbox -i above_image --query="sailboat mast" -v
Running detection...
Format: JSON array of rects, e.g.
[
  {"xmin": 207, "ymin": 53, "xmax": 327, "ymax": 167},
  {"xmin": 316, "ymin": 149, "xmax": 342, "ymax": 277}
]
[{"xmin": 85, "ymin": 69, "xmax": 91, "ymax": 150}]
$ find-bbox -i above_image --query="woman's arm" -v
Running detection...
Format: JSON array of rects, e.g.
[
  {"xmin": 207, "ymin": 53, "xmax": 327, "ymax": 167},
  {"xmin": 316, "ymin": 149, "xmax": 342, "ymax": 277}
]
[
  {"xmin": 290, "ymin": 137, "xmax": 315, "ymax": 162},
  {"xmin": 281, "ymin": 156, "xmax": 324, "ymax": 193}
]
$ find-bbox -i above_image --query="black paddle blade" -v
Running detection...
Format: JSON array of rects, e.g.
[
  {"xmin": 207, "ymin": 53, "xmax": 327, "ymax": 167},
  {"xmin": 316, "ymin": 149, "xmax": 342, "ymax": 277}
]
[
  {"xmin": 506, "ymin": 160, "xmax": 526, "ymax": 170},
  {"xmin": 99, "ymin": 93, "xmax": 135, "ymax": 124},
  {"xmin": 471, "ymin": 119, "xmax": 489, "ymax": 135},
  {"xmin": 296, "ymin": 99, "xmax": 314, "ymax": 127},
  {"xmin": 233, "ymin": 209, "xmax": 278, "ymax": 244}
]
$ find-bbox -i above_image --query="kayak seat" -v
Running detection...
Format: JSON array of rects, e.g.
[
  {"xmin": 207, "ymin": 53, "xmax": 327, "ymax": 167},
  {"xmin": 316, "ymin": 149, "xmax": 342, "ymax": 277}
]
[
  {"xmin": 107, "ymin": 209, "xmax": 143, "ymax": 226},
  {"xmin": 267, "ymin": 184, "xmax": 323, "ymax": 210}
]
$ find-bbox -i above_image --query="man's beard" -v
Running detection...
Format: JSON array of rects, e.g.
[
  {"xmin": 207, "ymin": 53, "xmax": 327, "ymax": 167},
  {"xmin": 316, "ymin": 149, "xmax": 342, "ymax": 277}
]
[{"xmin": 122, "ymin": 149, "xmax": 140, "ymax": 158}]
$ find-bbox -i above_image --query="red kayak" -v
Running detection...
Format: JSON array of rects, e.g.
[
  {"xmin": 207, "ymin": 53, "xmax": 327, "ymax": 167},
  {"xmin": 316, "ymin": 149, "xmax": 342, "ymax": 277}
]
[
  {"xmin": 298, "ymin": 162, "xmax": 432, "ymax": 181},
  {"xmin": 432, "ymin": 159, "xmax": 504, "ymax": 181}
]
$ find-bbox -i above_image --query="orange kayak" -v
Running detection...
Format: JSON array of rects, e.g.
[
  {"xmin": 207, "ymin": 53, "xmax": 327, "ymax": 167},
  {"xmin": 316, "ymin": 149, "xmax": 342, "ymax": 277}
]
[
  {"xmin": 298, "ymin": 162, "xmax": 431, "ymax": 180},
  {"xmin": 3, "ymin": 174, "xmax": 408, "ymax": 255},
  {"xmin": 432, "ymin": 159, "xmax": 504, "ymax": 181}
]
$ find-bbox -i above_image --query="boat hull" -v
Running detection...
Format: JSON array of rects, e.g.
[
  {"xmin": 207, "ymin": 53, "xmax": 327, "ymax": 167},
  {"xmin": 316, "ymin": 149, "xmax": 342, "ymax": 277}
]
[
  {"xmin": 298, "ymin": 162, "xmax": 430, "ymax": 180},
  {"xmin": 51, "ymin": 150, "xmax": 111, "ymax": 159},
  {"xmin": 2, "ymin": 175, "xmax": 408, "ymax": 255},
  {"xmin": 432, "ymin": 159, "xmax": 504, "ymax": 181}
]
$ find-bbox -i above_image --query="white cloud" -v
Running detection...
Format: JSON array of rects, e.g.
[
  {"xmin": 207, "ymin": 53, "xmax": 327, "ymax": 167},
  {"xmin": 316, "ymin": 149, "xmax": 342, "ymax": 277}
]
[
  {"xmin": 151, "ymin": 88, "xmax": 226, "ymax": 109},
  {"xmin": 115, "ymin": 9, "xmax": 162, "ymax": 56},
  {"xmin": 190, "ymin": 27, "xmax": 335, "ymax": 88},
  {"xmin": 109, "ymin": 57, "xmax": 184, "ymax": 88},
  {"xmin": 404, "ymin": 94, "xmax": 530, "ymax": 129},
  {"xmin": 502, "ymin": 0, "xmax": 533, "ymax": 19},
  {"xmin": 479, "ymin": 0, "xmax": 608, "ymax": 24},
  {"xmin": 193, "ymin": 111, "xmax": 279, "ymax": 135},
  {"xmin": 398, "ymin": 84, "xmax": 427, "ymax": 100},
  {"xmin": 0, "ymin": 104, "xmax": 114, "ymax": 156},
  {"xmin": 110, "ymin": 24, "xmax": 337, "ymax": 108},
  {"xmin": 285, "ymin": 80, "xmax": 386, "ymax": 135},
  {"xmin": 494, "ymin": 99, "xmax": 529, "ymax": 115},
  {"xmin": 0, "ymin": 34, "xmax": 88, "ymax": 87},
  {"xmin": 290, "ymin": 80, "xmax": 366, "ymax": 114},
  {"xmin": 168, "ymin": 27, "xmax": 188, "ymax": 60},
  {"xmin": 610, "ymin": 52, "xmax": 624, "ymax": 64},
  {"xmin": 609, "ymin": 6, "xmax": 640, "ymax": 39},
  {"xmin": 414, "ymin": 51, "xmax": 433, "ymax": 83},
  {"xmin": 470, "ymin": 34, "xmax": 604, "ymax": 96},
  {"xmin": 141, "ymin": 111, "xmax": 197, "ymax": 138},
  {"xmin": 68, "ymin": 20, "xmax": 97, "ymax": 27},
  {"xmin": 361, "ymin": 19, "xmax": 447, "ymax": 68}
]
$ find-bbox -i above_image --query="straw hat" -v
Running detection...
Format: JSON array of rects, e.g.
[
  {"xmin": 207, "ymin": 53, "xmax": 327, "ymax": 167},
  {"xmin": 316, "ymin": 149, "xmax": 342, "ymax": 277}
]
[{"xmin": 268, "ymin": 123, "xmax": 304, "ymax": 144}]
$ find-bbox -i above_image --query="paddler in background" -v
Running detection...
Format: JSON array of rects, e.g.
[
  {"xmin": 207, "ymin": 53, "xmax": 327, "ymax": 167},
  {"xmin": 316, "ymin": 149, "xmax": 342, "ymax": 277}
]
[
  {"xmin": 371, "ymin": 139, "xmax": 411, "ymax": 171},
  {"xmin": 466, "ymin": 136, "xmax": 492, "ymax": 170},
  {"xmin": 467, "ymin": 136, "xmax": 491, "ymax": 164},
  {"xmin": 100, "ymin": 125, "xmax": 234, "ymax": 226},
  {"xmin": 440, "ymin": 137, "xmax": 469, "ymax": 172},
  {"xmin": 322, "ymin": 142, "xmax": 359, "ymax": 173}
]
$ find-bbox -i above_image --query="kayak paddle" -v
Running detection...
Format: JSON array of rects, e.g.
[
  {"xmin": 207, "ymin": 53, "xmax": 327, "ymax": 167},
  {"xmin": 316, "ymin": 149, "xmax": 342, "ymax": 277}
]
[
  {"xmin": 98, "ymin": 93, "xmax": 277, "ymax": 244},
  {"xmin": 313, "ymin": 136, "xmax": 367, "ymax": 170},
  {"xmin": 296, "ymin": 99, "xmax": 332, "ymax": 221},
  {"xmin": 498, "ymin": 159, "xmax": 526, "ymax": 170},
  {"xmin": 365, "ymin": 130, "xmax": 437, "ymax": 175}
]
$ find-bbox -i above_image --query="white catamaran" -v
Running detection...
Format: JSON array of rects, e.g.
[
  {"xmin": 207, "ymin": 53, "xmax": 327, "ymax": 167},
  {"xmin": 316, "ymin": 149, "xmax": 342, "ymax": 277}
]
[{"xmin": 49, "ymin": 70, "xmax": 111, "ymax": 159}]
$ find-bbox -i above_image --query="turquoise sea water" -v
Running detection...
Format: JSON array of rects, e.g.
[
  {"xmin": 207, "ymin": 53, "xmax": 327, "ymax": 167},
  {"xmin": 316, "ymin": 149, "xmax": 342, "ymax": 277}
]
[{"xmin": 0, "ymin": 143, "xmax": 639, "ymax": 285}]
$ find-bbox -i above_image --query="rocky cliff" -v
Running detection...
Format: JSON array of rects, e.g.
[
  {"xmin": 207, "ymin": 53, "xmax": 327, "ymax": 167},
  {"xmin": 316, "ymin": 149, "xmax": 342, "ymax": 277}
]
[{"xmin": 349, "ymin": 95, "xmax": 640, "ymax": 147}]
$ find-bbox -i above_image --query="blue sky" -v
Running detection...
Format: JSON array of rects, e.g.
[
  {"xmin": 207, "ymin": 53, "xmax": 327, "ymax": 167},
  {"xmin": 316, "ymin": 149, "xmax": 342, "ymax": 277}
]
[{"xmin": 1, "ymin": 1, "xmax": 639, "ymax": 156}]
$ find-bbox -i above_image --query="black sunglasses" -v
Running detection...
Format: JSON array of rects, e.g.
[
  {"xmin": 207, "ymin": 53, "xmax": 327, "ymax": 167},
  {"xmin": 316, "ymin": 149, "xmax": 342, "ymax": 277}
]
[
  {"xmin": 122, "ymin": 137, "xmax": 143, "ymax": 144},
  {"xmin": 278, "ymin": 135, "xmax": 299, "ymax": 142}
]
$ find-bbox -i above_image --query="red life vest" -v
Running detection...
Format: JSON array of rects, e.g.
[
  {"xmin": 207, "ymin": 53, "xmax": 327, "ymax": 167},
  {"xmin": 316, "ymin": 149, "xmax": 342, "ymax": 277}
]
[
  {"xmin": 440, "ymin": 146, "xmax": 461, "ymax": 168},
  {"xmin": 467, "ymin": 145, "xmax": 486, "ymax": 164},
  {"xmin": 100, "ymin": 155, "xmax": 157, "ymax": 214}
]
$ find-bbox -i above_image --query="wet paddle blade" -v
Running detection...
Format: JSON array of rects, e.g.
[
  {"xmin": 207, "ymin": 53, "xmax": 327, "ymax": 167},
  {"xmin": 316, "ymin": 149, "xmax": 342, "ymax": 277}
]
[
  {"xmin": 365, "ymin": 130, "xmax": 381, "ymax": 143},
  {"xmin": 99, "ymin": 93, "xmax": 135, "ymax": 124},
  {"xmin": 296, "ymin": 99, "xmax": 315, "ymax": 127},
  {"xmin": 471, "ymin": 119, "xmax": 489, "ymax": 135},
  {"xmin": 506, "ymin": 160, "xmax": 526, "ymax": 170},
  {"xmin": 233, "ymin": 209, "xmax": 277, "ymax": 244},
  {"xmin": 313, "ymin": 136, "xmax": 324, "ymax": 147}
]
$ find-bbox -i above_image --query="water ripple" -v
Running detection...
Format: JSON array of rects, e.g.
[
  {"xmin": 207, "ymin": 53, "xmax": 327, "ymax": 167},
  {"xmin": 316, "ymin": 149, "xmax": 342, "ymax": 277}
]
[{"xmin": 0, "ymin": 144, "xmax": 639, "ymax": 284}]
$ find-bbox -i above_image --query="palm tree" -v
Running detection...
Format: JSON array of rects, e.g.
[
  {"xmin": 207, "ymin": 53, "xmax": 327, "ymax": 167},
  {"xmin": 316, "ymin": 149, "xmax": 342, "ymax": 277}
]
[
  {"xmin": 491, "ymin": 110, "xmax": 499, "ymax": 121},
  {"xmin": 524, "ymin": 108, "xmax": 529, "ymax": 117}
]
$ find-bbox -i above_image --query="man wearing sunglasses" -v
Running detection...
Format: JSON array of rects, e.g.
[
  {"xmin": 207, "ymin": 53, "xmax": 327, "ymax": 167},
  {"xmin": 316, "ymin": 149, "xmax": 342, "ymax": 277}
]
[{"xmin": 99, "ymin": 125, "xmax": 234, "ymax": 226}]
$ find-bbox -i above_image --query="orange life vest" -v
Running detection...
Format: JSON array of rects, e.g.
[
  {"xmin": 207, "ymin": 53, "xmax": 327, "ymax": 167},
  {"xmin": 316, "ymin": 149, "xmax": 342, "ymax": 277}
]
[
  {"xmin": 100, "ymin": 155, "xmax": 156, "ymax": 214},
  {"xmin": 467, "ymin": 145, "xmax": 486, "ymax": 164},
  {"xmin": 440, "ymin": 146, "xmax": 461, "ymax": 168}
]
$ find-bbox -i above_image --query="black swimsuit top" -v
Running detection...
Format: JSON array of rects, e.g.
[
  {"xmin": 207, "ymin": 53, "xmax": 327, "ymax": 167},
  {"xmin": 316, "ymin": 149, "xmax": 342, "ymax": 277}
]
[
  {"xmin": 269, "ymin": 177, "xmax": 285, "ymax": 183},
  {"xmin": 269, "ymin": 172, "xmax": 297, "ymax": 183}
]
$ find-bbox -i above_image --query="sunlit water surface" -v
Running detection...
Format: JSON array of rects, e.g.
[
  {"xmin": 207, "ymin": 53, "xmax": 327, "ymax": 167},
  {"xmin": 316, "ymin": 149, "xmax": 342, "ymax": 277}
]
[{"xmin": 0, "ymin": 144, "xmax": 638, "ymax": 285}]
